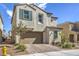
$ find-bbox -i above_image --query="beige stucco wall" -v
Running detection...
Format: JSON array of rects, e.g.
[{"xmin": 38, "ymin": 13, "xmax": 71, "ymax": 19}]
[
  {"xmin": 12, "ymin": 8, "xmax": 17, "ymax": 40},
  {"xmin": 47, "ymin": 17, "xmax": 57, "ymax": 27},
  {"xmin": 16, "ymin": 5, "xmax": 35, "ymax": 29},
  {"xmin": 11, "ymin": 4, "xmax": 59, "ymax": 44},
  {"xmin": 15, "ymin": 4, "xmax": 57, "ymax": 32},
  {"xmin": 30, "ymin": 5, "xmax": 57, "ymax": 31},
  {"xmin": 43, "ymin": 28, "xmax": 49, "ymax": 44}
]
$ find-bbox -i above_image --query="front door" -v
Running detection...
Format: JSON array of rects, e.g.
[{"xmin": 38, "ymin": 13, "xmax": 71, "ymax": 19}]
[
  {"xmin": 77, "ymin": 34, "xmax": 79, "ymax": 42},
  {"xmin": 69, "ymin": 34, "xmax": 74, "ymax": 43}
]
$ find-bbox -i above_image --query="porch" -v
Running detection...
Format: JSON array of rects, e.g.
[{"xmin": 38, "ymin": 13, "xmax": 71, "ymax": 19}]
[
  {"xmin": 43, "ymin": 27, "xmax": 62, "ymax": 44},
  {"xmin": 69, "ymin": 32, "xmax": 79, "ymax": 44}
]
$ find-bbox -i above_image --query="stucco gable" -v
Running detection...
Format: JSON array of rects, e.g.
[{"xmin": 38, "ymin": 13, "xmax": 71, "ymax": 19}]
[
  {"xmin": 11, "ymin": 4, "xmax": 36, "ymax": 24},
  {"xmin": 15, "ymin": 4, "xmax": 36, "ymax": 10}
]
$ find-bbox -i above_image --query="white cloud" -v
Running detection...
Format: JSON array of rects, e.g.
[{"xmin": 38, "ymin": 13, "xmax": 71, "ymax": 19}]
[
  {"xmin": 1, "ymin": 4, "xmax": 13, "ymax": 18},
  {"xmin": 6, "ymin": 9, "xmax": 13, "ymax": 17},
  {"xmin": 35, "ymin": 3, "xmax": 47, "ymax": 9}
]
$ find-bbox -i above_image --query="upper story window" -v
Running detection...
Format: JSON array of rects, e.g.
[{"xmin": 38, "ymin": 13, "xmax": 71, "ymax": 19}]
[
  {"xmin": 51, "ymin": 17, "xmax": 57, "ymax": 22},
  {"xmin": 38, "ymin": 13, "xmax": 43, "ymax": 24},
  {"xmin": 51, "ymin": 18, "xmax": 54, "ymax": 22},
  {"xmin": 47, "ymin": 13, "xmax": 51, "ymax": 17},
  {"xmin": 19, "ymin": 9, "xmax": 32, "ymax": 21}
]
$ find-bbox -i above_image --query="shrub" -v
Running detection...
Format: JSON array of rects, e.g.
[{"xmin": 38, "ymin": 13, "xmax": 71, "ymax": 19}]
[
  {"xmin": 14, "ymin": 43, "xmax": 19, "ymax": 46},
  {"xmin": 55, "ymin": 42, "xmax": 61, "ymax": 46},
  {"xmin": 19, "ymin": 44, "xmax": 26, "ymax": 51},
  {"xmin": 72, "ymin": 43, "xmax": 75, "ymax": 47},
  {"xmin": 60, "ymin": 35, "xmax": 74, "ymax": 49},
  {"xmin": 66, "ymin": 44, "xmax": 72, "ymax": 48},
  {"xmin": 15, "ymin": 44, "xmax": 21, "ymax": 49},
  {"xmin": 15, "ymin": 44, "xmax": 26, "ymax": 51},
  {"xmin": 62, "ymin": 43, "xmax": 72, "ymax": 48}
]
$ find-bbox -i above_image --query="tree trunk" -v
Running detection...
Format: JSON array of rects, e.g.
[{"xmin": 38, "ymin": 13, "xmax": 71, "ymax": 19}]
[{"xmin": 15, "ymin": 34, "xmax": 20, "ymax": 44}]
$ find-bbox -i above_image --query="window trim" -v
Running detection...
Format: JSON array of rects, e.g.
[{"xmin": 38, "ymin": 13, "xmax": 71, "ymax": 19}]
[{"xmin": 19, "ymin": 9, "xmax": 32, "ymax": 21}]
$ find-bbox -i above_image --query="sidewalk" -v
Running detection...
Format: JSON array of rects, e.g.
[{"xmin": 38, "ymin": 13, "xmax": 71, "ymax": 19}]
[
  {"xmin": 22, "ymin": 49, "xmax": 79, "ymax": 56},
  {"xmin": 0, "ymin": 48, "xmax": 2, "ymax": 56}
]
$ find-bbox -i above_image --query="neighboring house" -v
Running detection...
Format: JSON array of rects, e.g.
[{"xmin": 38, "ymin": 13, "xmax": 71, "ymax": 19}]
[
  {"xmin": 11, "ymin": 4, "xmax": 62, "ymax": 44},
  {"xmin": 58, "ymin": 22, "xmax": 79, "ymax": 44},
  {"xmin": 8, "ymin": 30, "xmax": 12, "ymax": 37},
  {"xmin": 0, "ymin": 14, "xmax": 3, "ymax": 43}
]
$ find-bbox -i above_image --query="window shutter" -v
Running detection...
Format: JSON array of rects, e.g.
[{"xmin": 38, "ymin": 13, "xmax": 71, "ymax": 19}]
[{"xmin": 19, "ymin": 9, "xmax": 23, "ymax": 19}]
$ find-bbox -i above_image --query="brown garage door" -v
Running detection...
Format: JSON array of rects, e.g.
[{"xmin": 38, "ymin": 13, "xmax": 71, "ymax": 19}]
[{"xmin": 20, "ymin": 32, "xmax": 43, "ymax": 44}]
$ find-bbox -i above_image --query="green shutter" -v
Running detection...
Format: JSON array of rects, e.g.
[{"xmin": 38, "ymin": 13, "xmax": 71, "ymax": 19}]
[{"xmin": 19, "ymin": 9, "xmax": 23, "ymax": 19}]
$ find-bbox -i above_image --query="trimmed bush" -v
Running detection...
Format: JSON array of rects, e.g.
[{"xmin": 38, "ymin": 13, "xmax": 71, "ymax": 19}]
[
  {"xmin": 15, "ymin": 44, "xmax": 21, "ymax": 49},
  {"xmin": 55, "ymin": 42, "xmax": 61, "ymax": 46},
  {"xmin": 14, "ymin": 43, "xmax": 19, "ymax": 46},
  {"xmin": 61, "ymin": 43, "xmax": 72, "ymax": 48},
  {"xmin": 15, "ymin": 44, "xmax": 26, "ymax": 51},
  {"xmin": 72, "ymin": 43, "xmax": 75, "ymax": 47},
  {"xmin": 19, "ymin": 44, "xmax": 26, "ymax": 51}
]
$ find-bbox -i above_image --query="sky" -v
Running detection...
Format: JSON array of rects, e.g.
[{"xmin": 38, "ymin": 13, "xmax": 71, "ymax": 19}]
[{"xmin": 0, "ymin": 3, "xmax": 79, "ymax": 33}]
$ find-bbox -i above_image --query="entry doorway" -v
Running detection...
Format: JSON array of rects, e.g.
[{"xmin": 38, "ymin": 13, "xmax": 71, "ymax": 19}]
[
  {"xmin": 77, "ymin": 34, "xmax": 79, "ymax": 42},
  {"xmin": 69, "ymin": 34, "xmax": 74, "ymax": 43}
]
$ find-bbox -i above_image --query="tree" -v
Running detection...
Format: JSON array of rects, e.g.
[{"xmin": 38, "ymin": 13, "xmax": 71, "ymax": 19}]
[
  {"xmin": 14, "ymin": 21, "xmax": 27, "ymax": 44},
  {"xmin": 14, "ymin": 21, "xmax": 33, "ymax": 44}
]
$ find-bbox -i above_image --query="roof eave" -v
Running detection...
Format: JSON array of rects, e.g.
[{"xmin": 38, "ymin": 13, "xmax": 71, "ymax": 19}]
[{"xmin": 31, "ymin": 4, "xmax": 53, "ymax": 14}]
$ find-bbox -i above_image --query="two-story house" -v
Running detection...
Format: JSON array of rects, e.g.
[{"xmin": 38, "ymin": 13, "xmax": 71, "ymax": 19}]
[
  {"xmin": 58, "ymin": 22, "xmax": 79, "ymax": 44},
  {"xmin": 0, "ymin": 14, "xmax": 3, "ymax": 43},
  {"xmin": 11, "ymin": 4, "xmax": 62, "ymax": 44}
]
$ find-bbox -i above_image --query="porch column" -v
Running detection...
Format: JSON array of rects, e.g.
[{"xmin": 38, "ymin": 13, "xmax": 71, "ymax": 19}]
[
  {"xmin": 49, "ymin": 31, "xmax": 54, "ymax": 45},
  {"xmin": 74, "ymin": 34, "xmax": 77, "ymax": 44}
]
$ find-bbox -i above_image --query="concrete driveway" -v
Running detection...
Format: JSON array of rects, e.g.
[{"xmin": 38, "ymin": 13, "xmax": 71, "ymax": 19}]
[{"xmin": 25, "ymin": 44, "xmax": 61, "ymax": 54}]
